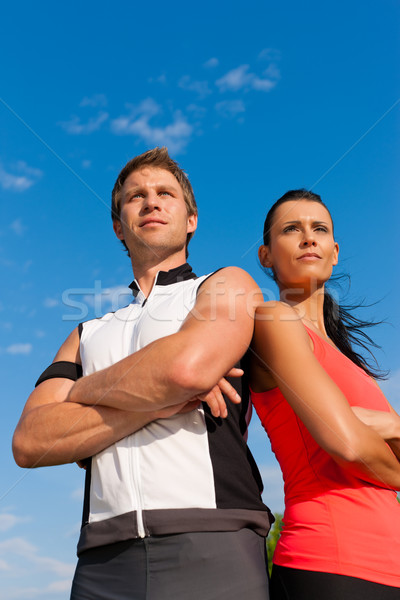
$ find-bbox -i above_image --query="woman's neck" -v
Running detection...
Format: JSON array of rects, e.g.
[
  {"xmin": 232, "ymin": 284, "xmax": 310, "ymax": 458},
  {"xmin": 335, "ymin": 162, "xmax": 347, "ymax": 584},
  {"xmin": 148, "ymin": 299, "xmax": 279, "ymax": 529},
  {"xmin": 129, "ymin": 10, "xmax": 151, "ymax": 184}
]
[{"xmin": 279, "ymin": 284, "xmax": 327, "ymax": 336}]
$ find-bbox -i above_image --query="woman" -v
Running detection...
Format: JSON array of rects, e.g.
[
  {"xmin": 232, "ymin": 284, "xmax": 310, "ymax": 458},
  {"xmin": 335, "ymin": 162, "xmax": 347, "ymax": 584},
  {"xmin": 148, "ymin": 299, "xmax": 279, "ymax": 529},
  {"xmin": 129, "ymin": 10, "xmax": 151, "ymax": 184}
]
[{"xmin": 250, "ymin": 189, "xmax": 400, "ymax": 599}]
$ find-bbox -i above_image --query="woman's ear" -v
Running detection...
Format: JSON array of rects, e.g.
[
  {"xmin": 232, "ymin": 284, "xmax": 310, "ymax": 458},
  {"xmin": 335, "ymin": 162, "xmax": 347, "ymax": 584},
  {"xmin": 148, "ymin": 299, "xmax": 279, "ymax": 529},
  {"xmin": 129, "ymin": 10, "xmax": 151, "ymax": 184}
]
[
  {"xmin": 258, "ymin": 245, "xmax": 273, "ymax": 268},
  {"xmin": 332, "ymin": 241, "xmax": 339, "ymax": 266}
]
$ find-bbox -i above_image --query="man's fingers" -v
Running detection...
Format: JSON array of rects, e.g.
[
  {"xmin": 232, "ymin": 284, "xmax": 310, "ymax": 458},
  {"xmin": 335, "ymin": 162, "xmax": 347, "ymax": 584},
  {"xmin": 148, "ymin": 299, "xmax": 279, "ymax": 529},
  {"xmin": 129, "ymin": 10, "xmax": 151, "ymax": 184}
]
[
  {"xmin": 202, "ymin": 386, "xmax": 228, "ymax": 419},
  {"xmin": 217, "ymin": 378, "xmax": 241, "ymax": 404},
  {"xmin": 225, "ymin": 368, "xmax": 244, "ymax": 378}
]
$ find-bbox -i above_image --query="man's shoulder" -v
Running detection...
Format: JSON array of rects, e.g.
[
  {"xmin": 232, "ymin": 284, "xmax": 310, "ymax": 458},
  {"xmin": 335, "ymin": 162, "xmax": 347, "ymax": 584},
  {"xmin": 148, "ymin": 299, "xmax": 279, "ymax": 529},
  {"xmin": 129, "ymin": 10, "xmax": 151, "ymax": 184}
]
[
  {"xmin": 197, "ymin": 267, "xmax": 260, "ymax": 295},
  {"xmin": 80, "ymin": 302, "xmax": 138, "ymax": 334}
]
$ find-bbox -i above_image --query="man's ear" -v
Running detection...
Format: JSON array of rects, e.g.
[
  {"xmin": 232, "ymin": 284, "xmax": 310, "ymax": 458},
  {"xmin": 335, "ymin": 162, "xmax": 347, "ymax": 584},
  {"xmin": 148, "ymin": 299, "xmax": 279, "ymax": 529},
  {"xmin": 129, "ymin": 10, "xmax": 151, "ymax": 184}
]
[
  {"xmin": 258, "ymin": 245, "xmax": 273, "ymax": 268},
  {"xmin": 113, "ymin": 220, "xmax": 124, "ymax": 241},
  {"xmin": 187, "ymin": 213, "xmax": 198, "ymax": 234}
]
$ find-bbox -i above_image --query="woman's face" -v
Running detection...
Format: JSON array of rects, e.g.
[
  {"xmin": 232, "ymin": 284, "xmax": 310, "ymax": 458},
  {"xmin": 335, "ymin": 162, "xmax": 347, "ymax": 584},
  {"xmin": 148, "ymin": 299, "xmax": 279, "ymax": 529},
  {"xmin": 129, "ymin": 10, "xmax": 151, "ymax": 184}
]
[{"xmin": 259, "ymin": 199, "xmax": 339, "ymax": 291}]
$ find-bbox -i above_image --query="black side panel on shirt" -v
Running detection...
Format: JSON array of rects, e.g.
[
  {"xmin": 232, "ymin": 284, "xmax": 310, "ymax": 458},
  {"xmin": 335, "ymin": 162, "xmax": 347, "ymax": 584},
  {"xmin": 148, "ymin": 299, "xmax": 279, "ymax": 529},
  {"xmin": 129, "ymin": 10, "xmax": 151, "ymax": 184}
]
[
  {"xmin": 203, "ymin": 356, "xmax": 268, "ymax": 512},
  {"xmin": 81, "ymin": 458, "xmax": 92, "ymax": 528},
  {"xmin": 35, "ymin": 361, "xmax": 83, "ymax": 387}
]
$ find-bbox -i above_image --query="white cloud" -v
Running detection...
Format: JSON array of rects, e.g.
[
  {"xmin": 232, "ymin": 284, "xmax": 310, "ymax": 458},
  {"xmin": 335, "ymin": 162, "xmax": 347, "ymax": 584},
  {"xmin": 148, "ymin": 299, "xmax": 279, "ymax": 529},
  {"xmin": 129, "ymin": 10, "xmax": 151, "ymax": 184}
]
[
  {"xmin": 81, "ymin": 159, "xmax": 91, "ymax": 169},
  {"xmin": 216, "ymin": 64, "xmax": 253, "ymax": 92},
  {"xmin": 35, "ymin": 329, "xmax": 46, "ymax": 338},
  {"xmin": 215, "ymin": 99, "xmax": 245, "ymax": 118},
  {"xmin": 258, "ymin": 48, "xmax": 281, "ymax": 61},
  {"xmin": 23, "ymin": 259, "xmax": 33, "ymax": 272},
  {"xmin": 0, "ymin": 162, "xmax": 42, "ymax": 192},
  {"xmin": 0, "ymin": 558, "xmax": 10, "ymax": 571},
  {"xmin": 59, "ymin": 111, "xmax": 109, "ymax": 134},
  {"xmin": 148, "ymin": 74, "xmax": 167, "ymax": 84},
  {"xmin": 111, "ymin": 99, "xmax": 193, "ymax": 154},
  {"xmin": 186, "ymin": 104, "xmax": 207, "ymax": 118},
  {"xmin": 0, "ymin": 537, "xmax": 75, "ymax": 580},
  {"xmin": 0, "ymin": 513, "xmax": 29, "ymax": 532},
  {"xmin": 43, "ymin": 297, "xmax": 59, "ymax": 308},
  {"xmin": 3, "ymin": 579, "xmax": 72, "ymax": 599},
  {"xmin": 15, "ymin": 161, "xmax": 42, "ymax": 179},
  {"xmin": 46, "ymin": 579, "xmax": 73, "ymax": 593},
  {"xmin": 263, "ymin": 63, "xmax": 281, "ymax": 80},
  {"xmin": 9, "ymin": 219, "xmax": 26, "ymax": 236},
  {"xmin": 6, "ymin": 344, "xmax": 32, "ymax": 355},
  {"xmin": 0, "ymin": 168, "xmax": 31, "ymax": 191},
  {"xmin": 79, "ymin": 93, "xmax": 107, "ymax": 108},
  {"xmin": 178, "ymin": 75, "xmax": 212, "ymax": 98},
  {"xmin": 251, "ymin": 76, "xmax": 276, "ymax": 92},
  {"xmin": 216, "ymin": 64, "xmax": 279, "ymax": 93},
  {"xmin": 203, "ymin": 57, "xmax": 219, "ymax": 68}
]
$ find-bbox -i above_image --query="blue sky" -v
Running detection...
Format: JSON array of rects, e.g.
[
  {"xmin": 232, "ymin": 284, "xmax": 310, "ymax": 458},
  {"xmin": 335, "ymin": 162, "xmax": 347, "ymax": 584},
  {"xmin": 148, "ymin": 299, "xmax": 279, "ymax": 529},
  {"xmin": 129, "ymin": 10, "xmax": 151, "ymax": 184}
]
[{"xmin": 1, "ymin": 1, "xmax": 399, "ymax": 597}]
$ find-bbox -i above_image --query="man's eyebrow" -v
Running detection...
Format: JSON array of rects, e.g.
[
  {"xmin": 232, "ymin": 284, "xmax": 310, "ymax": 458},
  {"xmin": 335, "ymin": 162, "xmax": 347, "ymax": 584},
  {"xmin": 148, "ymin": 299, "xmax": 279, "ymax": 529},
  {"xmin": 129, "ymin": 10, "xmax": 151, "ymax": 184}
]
[
  {"xmin": 123, "ymin": 185, "xmax": 143, "ymax": 195},
  {"xmin": 154, "ymin": 183, "xmax": 179, "ymax": 192},
  {"xmin": 124, "ymin": 183, "xmax": 179, "ymax": 195}
]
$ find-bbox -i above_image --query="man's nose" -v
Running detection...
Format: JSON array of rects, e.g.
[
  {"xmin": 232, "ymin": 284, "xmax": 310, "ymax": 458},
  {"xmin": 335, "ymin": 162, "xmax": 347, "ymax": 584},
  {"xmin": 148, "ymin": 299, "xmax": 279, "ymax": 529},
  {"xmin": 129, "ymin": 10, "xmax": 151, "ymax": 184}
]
[{"xmin": 143, "ymin": 191, "xmax": 160, "ymax": 211}]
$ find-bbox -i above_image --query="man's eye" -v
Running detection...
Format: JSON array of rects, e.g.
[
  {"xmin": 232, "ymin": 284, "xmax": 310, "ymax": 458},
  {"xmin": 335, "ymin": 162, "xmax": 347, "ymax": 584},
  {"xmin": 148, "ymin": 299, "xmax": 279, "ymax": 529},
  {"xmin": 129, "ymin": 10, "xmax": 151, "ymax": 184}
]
[{"xmin": 159, "ymin": 191, "xmax": 171, "ymax": 196}]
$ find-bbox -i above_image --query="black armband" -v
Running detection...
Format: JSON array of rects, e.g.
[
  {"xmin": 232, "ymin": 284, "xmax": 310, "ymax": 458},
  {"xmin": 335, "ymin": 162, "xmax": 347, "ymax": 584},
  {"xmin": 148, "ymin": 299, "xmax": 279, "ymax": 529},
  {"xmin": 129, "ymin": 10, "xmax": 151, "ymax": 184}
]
[{"xmin": 35, "ymin": 361, "xmax": 83, "ymax": 387}]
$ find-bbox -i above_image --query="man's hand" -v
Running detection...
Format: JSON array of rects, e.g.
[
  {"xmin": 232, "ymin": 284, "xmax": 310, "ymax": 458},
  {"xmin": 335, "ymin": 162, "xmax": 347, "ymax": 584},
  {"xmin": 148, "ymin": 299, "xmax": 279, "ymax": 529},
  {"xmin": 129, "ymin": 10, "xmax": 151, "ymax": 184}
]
[
  {"xmin": 196, "ymin": 367, "xmax": 243, "ymax": 419},
  {"xmin": 156, "ymin": 368, "xmax": 243, "ymax": 420}
]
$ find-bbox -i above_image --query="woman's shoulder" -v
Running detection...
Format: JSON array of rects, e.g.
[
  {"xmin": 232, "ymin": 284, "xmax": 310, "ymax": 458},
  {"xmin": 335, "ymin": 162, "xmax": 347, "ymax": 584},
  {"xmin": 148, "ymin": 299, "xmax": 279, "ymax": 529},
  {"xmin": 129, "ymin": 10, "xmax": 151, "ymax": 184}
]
[
  {"xmin": 256, "ymin": 300, "xmax": 301, "ymax": 324},
  {"xmin": 254, "ymin": 301, "xmax": 313, "ymax": 349}
]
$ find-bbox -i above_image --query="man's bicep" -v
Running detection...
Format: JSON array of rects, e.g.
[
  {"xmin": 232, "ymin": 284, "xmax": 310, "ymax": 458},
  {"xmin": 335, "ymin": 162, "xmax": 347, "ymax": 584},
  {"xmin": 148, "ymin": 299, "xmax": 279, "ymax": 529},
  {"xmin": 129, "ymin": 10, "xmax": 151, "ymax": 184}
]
[
  {"xmin": 53, "ymin": 327, "xmax": 81, "ymax": 363},
  {"xmin": 179, "ymin": 267, "xmax": 261, "ymax": 371}
]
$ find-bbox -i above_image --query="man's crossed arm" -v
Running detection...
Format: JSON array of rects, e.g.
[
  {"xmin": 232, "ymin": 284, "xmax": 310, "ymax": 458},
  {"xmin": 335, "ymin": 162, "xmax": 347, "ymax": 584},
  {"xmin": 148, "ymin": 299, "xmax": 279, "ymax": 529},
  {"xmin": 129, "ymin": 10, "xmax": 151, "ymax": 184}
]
[{"xmin": 13, "ymin": 268, "xmax": 262, "ymax": 468}]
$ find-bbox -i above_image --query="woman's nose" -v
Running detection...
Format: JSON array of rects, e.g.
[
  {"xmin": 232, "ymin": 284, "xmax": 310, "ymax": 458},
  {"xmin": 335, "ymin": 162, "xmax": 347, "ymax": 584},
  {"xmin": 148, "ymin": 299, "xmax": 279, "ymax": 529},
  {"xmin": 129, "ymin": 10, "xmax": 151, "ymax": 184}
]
[{"xmin": 301, "ymin": 233, "xmax": 317, "ymax": 247}]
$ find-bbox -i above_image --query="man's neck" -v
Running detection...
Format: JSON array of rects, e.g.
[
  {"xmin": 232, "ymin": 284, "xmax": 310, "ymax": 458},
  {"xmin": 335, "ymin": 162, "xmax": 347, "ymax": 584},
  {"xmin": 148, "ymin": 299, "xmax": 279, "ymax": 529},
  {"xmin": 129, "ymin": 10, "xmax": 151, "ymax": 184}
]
[{"xmin": 131, "ymin": 253, "xmax": 188, "ymax": 297}]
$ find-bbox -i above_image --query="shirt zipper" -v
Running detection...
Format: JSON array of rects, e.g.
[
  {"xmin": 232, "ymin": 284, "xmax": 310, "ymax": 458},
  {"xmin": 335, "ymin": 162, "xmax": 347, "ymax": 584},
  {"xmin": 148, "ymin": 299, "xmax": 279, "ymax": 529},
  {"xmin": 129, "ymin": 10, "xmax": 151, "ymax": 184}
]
[
  {"xmin": 128, "ymin": 282, "xmax": 155, "ymax": 538},
  {"xmin": 132, "ymin": 443, "xmax": 146, "ymax": 538}
]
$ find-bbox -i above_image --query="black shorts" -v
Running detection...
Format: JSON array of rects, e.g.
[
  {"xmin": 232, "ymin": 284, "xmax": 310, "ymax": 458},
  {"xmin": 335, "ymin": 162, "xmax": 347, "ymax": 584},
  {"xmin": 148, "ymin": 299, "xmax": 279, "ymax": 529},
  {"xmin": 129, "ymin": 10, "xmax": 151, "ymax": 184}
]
[
  {"xmin": 71, "ymin": 529, "xmax": 269, "ymax": 600},
  {"xmin": 270, "ymin": 565, "xmax": 400, "ymax": 600}
]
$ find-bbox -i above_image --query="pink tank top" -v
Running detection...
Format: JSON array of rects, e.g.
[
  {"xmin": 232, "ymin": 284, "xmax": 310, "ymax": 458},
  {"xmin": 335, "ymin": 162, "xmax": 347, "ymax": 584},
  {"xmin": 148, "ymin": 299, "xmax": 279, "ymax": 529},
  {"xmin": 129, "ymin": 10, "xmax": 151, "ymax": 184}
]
[{"xmin": 251, "ymin": 325, "xmax": 400, "ymax": 586}]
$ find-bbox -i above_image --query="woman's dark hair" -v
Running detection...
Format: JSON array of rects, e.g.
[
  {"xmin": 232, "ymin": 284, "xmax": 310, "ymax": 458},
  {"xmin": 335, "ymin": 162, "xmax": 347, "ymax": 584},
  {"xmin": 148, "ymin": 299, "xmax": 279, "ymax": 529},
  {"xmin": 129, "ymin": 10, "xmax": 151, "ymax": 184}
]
[{"xmin": 263, "ymin": 189, "xmax": 386, "ymax": 379}]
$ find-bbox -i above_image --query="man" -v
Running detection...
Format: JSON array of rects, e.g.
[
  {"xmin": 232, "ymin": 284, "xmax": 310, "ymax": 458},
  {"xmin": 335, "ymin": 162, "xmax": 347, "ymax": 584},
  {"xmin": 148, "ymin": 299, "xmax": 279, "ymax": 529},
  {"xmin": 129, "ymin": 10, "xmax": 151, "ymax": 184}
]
[{"xmin": 13, "ymin": 148, "xmax": 272, "ymax": 599}]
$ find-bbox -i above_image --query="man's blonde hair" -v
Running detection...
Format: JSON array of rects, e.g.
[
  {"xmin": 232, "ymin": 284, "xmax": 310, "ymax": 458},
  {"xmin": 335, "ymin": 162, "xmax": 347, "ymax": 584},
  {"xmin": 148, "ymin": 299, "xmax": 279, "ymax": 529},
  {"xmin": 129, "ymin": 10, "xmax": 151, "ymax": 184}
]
[{"xmin": 111, "ymin": 147, "xmax": 197, "ymax": 257}]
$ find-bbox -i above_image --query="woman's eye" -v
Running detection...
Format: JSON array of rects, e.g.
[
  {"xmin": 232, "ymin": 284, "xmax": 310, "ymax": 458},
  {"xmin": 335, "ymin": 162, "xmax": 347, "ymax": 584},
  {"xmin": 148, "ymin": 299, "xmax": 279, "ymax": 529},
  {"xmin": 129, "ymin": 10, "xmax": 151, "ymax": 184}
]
[
  {"xmin": 283, "ymin": 226, "xmax": 297, "ymax": 233},
  {"xmin": 315, "ymin": 226, "xmax": 328, "ymax": 232}
]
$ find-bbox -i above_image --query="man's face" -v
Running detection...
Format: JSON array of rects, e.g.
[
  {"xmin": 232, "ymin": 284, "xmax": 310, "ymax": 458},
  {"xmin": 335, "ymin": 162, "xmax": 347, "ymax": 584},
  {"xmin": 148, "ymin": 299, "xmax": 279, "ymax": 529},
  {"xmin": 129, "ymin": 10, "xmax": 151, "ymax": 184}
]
[{"xmin": 113, "ymin": 167, "xmax": 197, "ymax": 262}]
